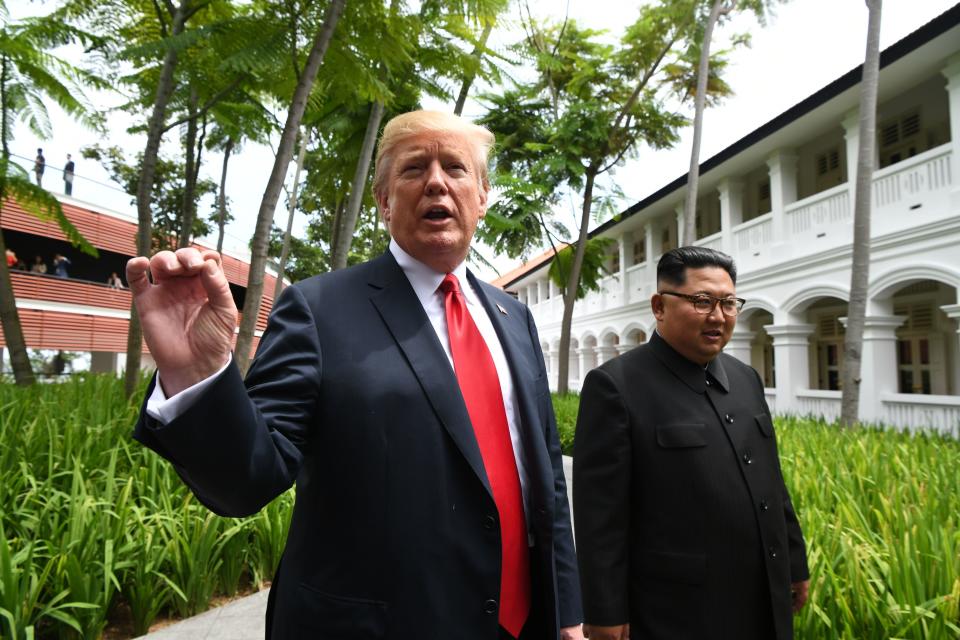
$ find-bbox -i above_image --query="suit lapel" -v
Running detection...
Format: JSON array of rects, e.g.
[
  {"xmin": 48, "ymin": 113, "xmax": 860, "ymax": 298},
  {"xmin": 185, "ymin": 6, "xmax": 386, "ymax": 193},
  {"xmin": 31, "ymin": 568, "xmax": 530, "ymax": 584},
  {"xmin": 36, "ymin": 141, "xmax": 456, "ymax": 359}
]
[{"xmin": 367, "ymin": 253, "xmax": 492, "ymax": 497}]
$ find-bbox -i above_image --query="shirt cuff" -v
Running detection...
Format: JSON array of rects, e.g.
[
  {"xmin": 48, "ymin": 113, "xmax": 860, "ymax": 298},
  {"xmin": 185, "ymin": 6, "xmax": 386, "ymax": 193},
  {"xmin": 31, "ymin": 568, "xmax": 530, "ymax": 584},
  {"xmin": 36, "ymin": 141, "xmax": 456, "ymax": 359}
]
[{"xmin": 145, "ymin": 356, "xmax": 233, "ymax": 425}]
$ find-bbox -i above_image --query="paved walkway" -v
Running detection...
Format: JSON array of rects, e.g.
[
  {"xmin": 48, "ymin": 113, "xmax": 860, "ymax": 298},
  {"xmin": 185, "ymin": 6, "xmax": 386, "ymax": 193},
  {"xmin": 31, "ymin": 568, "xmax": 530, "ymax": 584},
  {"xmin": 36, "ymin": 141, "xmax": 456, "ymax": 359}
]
[{"xmin": 140, "ymin": 457, "xmax": 574, "ymax": 639}]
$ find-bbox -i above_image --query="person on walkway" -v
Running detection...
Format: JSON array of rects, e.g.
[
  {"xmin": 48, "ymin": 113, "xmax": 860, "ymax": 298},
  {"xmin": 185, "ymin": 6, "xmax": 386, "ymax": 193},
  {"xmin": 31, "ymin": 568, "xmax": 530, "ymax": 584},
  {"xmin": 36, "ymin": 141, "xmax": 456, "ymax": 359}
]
[
  {"xmin": 34, "ymin": 148, "xmax": 45, "ymax": 186},
  {"xmin": 5, "ymin": 248, "xmax": 16, "ymax": 268},
  {"xmin": 52, "ymin": 253, "xmax": 71, "ymax": 278},
  {"xmin": 106, "ymin": 272, "xmax": 124, "ymax": 288},
  {"xmin": 63, "ymin": 154, "xmax": 75, "ymax": 195},
  {"xmin": 30, "ymin": 255, "xmax": 47, "ymax": 274},
  {"xmin": 128, "ymin": 110, "xmax": 583, "ymax": 640},
  {"xmin": 574, "ymin": 246, "xmax": 809, "ymax": 640}
]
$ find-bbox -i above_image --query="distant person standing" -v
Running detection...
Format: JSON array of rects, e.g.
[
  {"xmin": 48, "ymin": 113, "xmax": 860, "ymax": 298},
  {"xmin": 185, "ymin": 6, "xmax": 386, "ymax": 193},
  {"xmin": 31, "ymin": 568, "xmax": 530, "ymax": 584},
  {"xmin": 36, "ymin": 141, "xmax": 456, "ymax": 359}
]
[
  {"xmin": 106, "ymin": 272, "xmax": 124, "ymax": 288},
  {"xmin": 30, "ymin": 255, "xmax": 48, "ymax": 274},
  {"xmin": 63, "ymin": 154, "xmax": 75, "ymax": 195},
  {"xmin": 34, "ymin": 148, "xmax": 45, "ymax": 186},
  {"xmin": 52, "ymin": 253, "xmax": 71, "ymax": 278},
  {"xmin": 5, "ymin": 248, "xmax": 16, "ymax": 268}
]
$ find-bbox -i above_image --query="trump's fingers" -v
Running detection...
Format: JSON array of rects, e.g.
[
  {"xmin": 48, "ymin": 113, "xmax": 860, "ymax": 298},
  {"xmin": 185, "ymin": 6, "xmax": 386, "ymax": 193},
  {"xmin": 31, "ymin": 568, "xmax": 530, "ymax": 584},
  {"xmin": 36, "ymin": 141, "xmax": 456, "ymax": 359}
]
[
  {"xmin": 175, "ymin": 247, "xmax": 206, "ymax": 271},
  {"xmin": 199, "ymin": 249, "xmax": 222, "ymax": 266},
  {"xmin": 199, "ymin": 256, "xmax": 236, "ymax": 313},
  {"xmin": 148, "ymin": 250, "xmax": 185, "ymax": 280},
  {"xmin": 126, "ymin": 257, "xmax": 152, "ymax": 296}
]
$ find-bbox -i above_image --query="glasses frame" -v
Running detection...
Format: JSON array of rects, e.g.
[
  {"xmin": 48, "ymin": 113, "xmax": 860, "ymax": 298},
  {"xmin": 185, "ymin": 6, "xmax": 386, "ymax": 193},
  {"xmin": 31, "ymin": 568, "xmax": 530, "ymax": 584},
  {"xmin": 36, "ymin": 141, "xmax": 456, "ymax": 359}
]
[{"xmin": 658, "ymin": 291, "xmax": 746, "ymax": 317}]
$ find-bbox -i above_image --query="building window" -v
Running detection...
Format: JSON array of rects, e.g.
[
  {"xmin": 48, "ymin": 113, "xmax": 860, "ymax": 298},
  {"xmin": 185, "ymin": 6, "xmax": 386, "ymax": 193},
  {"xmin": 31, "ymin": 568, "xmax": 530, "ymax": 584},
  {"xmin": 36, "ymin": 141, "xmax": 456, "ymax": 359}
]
[
  {"xmin": 695, "ymin": 198, "xmax": 721, "ymax": 239},
  {"xmin": 757, "ymin": 180, "xmax": 771, "ymax": 215},
  {"xmin": 894, "ymin": 301, "xmax": 935, "ymax": 394},
  {"xmin": 662, "ymin": 226, "xmax": 676, "ymax": 253},
  {"xmin": 633, "ymin": 238, "xmax": 646, "ymax": 265},
  {"xmin": 814, "ymin": 146, "xmax": 844, "ymax": 192},
  {"xmin": 879, "ymin": 110, "xmax": 922, "ymax": 168},
  {"xmin": 816, "ymin": 313, "xmax": 845, "ymax": 391}
]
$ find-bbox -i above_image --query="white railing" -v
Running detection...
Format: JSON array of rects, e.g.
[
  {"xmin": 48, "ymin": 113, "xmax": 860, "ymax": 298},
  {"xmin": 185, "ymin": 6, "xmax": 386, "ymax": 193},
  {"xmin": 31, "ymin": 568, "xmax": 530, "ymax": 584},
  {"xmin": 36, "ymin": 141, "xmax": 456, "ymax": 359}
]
[
  {"xmin": 794, "ymin": 389, "xmax": 842, "ymax": 422},
  {"xmin": 880, "ymin": 393, "xmax": 960, "ymax": 436},
  {"xmin": 626, "ymin": 263, "xmax": 648, "ymax": 302},
  {"xmin": 785, "ymin": 184, "xmax": 850, "ymax": 235},
  {"xmin": 694, "ymin": 232, "xmax": 723, "ymax": 251},
  {"xmin": 733, "ymin": 213, "xmax": 773, "ymax": 254},
  {"xmin": 872, "ymin": 144, "xmax": 952, "ymax": 209},
  {"xmin": 764, "ymin": 389, "xmax": 776, "ymax": 414}
]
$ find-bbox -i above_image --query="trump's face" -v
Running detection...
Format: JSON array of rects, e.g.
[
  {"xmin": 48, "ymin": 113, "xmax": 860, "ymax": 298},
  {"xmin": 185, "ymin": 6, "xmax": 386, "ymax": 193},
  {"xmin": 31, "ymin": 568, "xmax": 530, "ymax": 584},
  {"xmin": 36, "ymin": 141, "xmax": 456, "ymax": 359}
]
[
  {"xmin": 652, "ymin": 266, "xmax": 737, "ymax": 366},
  {"xmin": 377, "ymin": 131, "xmax": 487, "ymax": 274}
]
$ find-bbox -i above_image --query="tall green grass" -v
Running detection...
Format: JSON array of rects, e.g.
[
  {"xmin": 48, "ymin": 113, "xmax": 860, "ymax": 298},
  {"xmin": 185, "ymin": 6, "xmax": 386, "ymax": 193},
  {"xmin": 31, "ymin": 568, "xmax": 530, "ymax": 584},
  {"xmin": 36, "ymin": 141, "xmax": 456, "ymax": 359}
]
[
  {"xmin": 0, "ymin": 376, "xmax": 292, "ymax": 639},
  {"xmin": 1, "ymin": 378, "xmax": 957, "ymax": 638}
]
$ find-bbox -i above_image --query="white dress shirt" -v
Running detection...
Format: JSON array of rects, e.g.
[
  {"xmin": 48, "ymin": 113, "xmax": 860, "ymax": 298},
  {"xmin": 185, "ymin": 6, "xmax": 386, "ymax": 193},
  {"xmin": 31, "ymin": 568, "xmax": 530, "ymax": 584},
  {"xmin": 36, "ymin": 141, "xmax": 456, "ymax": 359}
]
[{"xmin": 146, "ymin": 240, "xmax": 533, "ymax": 526}]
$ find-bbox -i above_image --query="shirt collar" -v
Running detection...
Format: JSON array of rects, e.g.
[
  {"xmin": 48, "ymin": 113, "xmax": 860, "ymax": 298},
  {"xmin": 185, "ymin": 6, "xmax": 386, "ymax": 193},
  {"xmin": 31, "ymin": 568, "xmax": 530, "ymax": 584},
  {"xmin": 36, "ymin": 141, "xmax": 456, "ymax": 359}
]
[
  {"xmin": 649, "ymin": 330, "xmax": 730, "ymax": 393},
  {"xmin": 389, "ymin": 239, "xmax": 476, "ymax": 306}
]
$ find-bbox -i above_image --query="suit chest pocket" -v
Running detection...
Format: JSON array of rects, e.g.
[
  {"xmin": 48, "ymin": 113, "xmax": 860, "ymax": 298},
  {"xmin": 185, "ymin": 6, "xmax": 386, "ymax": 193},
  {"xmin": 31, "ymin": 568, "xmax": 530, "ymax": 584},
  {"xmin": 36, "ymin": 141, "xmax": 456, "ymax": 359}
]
[
  {"xmin": 656, "ymin": 423, "xmax": 707, "ymax": 449},
  {"xmin": 754, "ymin": 412, "xmax": 774, "ymax": 437}
]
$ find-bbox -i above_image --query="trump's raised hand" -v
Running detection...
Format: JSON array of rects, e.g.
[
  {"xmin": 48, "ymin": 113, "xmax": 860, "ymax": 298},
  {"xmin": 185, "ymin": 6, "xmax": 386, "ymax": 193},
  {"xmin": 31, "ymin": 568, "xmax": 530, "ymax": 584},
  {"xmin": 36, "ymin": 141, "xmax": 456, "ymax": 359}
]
[{"xmin": 127, "ymin": 248, "xmax": 238, "ymax": 396}]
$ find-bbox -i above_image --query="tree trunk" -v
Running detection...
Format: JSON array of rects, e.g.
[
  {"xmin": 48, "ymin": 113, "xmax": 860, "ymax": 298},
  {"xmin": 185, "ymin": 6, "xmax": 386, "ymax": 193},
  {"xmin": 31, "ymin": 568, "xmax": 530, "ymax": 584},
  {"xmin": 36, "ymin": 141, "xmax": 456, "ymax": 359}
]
[
  {"xmin": 0, "ymin": 226, "xmax": 35, "ymax": 385},
  {"xmin": 682, "ymin": 0, "xmax": 724, "ymax": 246},
  {"xmin": 556, "ymin": 168, "xmax": 597, "ymax": 394},
  {"xmin": 234, "ymin": 0, "xmax": 346, "ymax": 374},
  {"xmin": 124, "ymin": 0, "xmax": 188, "ymax": 397},
  {"xmin": 274, "ymin": 130, "xmax": 308, "ymax": 301},
  {"xmin": 178, "ymin": 86, "xmax": 199, "ymax": 249},
  {"xmin": 840, "ymin": 0, "xmax": 882, "ymax": 428},
  {"xmin": 454, "ymin": 21, "xmax": 492, "ymax": 116},
  {"xmin": 0, "ymin": 56, "xmax": 36, "ymax": 384},
  {"xmin": 331, "ymin": 99, "xmax": 385, "ymax": 271},
  {"xmin": 216, "ymin": 137, "xmax": 235, "ymax": 254}
]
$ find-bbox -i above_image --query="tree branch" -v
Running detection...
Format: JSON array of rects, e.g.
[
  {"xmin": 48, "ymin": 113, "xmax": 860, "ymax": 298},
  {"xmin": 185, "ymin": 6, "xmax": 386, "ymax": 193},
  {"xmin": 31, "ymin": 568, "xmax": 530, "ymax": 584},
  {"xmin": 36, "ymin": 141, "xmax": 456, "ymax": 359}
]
[{"xmin": 161, "ymin": 77, "xmax": 243, "ymax": 133}]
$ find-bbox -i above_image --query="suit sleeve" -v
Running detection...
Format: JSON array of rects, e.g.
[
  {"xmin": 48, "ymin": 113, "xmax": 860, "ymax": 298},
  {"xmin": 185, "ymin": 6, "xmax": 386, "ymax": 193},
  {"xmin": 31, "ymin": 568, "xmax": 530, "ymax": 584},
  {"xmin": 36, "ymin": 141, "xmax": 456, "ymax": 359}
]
[
  {"xmin": 573, "ymin": 366, "xmax": 631, "ymax": 626},
  {"xmin": 751, "ymin": 368, "xmax": 809, "ymax": 582},
  {"xmin": 133, "ymin": 284, "xmax": 323, "ymax": 517},
  {"xmin": 526, "ymin": 309, "xmax": 583, "ymax": 627}
]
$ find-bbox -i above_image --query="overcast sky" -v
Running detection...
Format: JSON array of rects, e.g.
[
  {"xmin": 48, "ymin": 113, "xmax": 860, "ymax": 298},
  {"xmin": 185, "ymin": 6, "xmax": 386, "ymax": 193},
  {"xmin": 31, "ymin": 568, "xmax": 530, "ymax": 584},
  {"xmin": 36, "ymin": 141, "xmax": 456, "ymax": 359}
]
[{"xmin": 9, "ymin": 0, "xmax": 959, "ymax": 277}]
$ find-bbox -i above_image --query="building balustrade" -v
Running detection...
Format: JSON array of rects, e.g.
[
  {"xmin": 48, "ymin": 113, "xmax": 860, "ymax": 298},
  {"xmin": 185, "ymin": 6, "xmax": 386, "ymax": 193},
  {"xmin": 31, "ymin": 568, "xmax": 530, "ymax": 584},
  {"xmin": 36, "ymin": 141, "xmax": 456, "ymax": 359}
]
[
  {"xmin": 733, "ymin": 213, "xmax": 773, "ymax": 254},
  {"xmin": 880, "ymin": 393, "xmax": 960, "ymax": 435}
]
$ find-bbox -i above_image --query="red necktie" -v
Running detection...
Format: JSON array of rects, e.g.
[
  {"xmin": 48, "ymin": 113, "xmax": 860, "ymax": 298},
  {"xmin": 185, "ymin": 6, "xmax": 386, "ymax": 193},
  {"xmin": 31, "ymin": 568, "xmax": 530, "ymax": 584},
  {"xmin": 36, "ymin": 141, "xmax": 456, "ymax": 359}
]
[{"xmin": 440, "ymin": 273, "xmax": 530, "ymax": 638}]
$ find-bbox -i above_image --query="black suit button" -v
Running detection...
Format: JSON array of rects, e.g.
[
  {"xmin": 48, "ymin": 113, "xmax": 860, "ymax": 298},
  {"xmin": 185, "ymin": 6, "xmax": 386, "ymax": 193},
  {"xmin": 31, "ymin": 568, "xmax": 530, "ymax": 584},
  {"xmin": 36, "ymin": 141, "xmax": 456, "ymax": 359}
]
[
  {"xmin": 759, "ymin": 499, "xmax": 769, "ymax": 511},
  {"xmin": 484, "ymin": 599, "xmax": 498, "ymax": 614},
  {"xmin": 484, "ymin": 515, "xmax": 496, "ymax": 530},
  {"xmin": 538, "ymin": 506, "xmax": 547, "ymax": 516},
  {"xmin": 742, "ymin": 451, "xmax": 753, "ymax": 465},
  {"xmin": 769, "ymin": 547, "xmax": 778, "ymax": 559},
  {"xmin": 725, "ymin": 413, "xmax": 734, "ymax": 424}
]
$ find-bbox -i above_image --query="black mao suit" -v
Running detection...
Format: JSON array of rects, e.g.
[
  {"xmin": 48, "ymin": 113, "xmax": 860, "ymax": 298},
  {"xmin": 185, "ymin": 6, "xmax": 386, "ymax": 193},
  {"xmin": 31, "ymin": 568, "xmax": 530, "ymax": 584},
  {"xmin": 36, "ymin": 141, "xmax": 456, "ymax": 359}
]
[
  {"xmin": 134, "ymin": 251, "xmax": 582, "ymax": 639},
  {"xmin": 573, "ymin": 332, "xmax": 808, "ymax": 640}
]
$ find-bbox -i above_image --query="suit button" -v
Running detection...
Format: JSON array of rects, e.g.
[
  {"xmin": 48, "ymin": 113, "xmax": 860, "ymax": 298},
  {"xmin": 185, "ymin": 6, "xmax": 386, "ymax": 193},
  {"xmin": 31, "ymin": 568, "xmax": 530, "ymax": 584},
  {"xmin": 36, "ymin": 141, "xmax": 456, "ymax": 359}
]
[
  {"xmin": 725, "ymin": 413, "xmax": 734, "ymax": 424},
  {"xmin": 742, "ymin": 451, "xmax": 753, "ymax": 465},
  {"xmin": 705, "ymin": 379, "xmax": 712, "ymax": 386},
  {"xmin": 759, "ymin": 499, "xmax": 769, "ymax": 511},
  {"xmin": 538, "ymin": 506, "xmax": 547, "ymax": 516},
  {"xmin": 484, "ymin": 599, "xmax": 498, "ymax": 614},
  {"xmin": 769, "ymin": 547, "xmax": 778, "ymax": 559},
  {"xmin": 484, "ymin": 515, "xmax": 496, "ymax": 530}
]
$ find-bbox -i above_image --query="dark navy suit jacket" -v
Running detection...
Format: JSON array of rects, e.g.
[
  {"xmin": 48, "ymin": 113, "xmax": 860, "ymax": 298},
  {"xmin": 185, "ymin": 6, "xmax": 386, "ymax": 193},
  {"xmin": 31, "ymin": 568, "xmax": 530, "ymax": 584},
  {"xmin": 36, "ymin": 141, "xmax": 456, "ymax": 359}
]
[{"xmin": 134, "ymin": 251, "xmax": 582, "ymax": 639}]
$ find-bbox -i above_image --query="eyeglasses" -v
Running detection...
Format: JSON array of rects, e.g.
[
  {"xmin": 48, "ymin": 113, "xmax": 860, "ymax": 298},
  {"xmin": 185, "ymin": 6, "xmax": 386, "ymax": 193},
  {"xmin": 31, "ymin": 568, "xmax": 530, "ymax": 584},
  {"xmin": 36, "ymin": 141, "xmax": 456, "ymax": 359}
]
[{"xmin": 658, "ymin": 291, "xmax": 746, "ymax": 316}]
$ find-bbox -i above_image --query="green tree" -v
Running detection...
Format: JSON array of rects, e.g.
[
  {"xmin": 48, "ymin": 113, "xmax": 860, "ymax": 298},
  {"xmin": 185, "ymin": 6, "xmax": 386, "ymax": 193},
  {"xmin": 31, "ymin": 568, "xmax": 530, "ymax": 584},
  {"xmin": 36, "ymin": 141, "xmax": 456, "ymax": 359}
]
[
  {"xmin": 841, "ymin": 0, "xmax": 883, "ymax": 427},
  {"xmin": 0, "ymin": 7, "xmax": 99, "ymax": 385},
  {"xmin": 234, "ymin": 0, "xmax": 346, "ymax": 374},
  {"xmin": 681, "ymin": 0, "xmax": 778, "ymax": 245},
  {"xmin": 482, "ymin": 4, "xmax": 729, "ymax": 393}
]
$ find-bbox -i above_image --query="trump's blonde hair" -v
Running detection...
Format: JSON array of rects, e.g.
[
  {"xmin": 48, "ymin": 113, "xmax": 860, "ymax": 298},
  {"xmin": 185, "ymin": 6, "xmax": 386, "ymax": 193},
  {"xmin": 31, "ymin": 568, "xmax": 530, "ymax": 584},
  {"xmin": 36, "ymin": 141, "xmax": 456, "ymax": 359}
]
[{"xmin": 372, "ymin": 110, "xmax": 495, "ymax": 200}]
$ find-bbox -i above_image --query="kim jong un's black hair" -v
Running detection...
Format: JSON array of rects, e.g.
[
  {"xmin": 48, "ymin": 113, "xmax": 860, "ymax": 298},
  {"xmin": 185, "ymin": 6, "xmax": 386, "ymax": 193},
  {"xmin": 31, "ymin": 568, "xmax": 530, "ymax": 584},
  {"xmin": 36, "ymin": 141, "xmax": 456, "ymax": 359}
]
[{"xmin": 657, "ymin": 246, "xmax": 737, "ymax": 287}]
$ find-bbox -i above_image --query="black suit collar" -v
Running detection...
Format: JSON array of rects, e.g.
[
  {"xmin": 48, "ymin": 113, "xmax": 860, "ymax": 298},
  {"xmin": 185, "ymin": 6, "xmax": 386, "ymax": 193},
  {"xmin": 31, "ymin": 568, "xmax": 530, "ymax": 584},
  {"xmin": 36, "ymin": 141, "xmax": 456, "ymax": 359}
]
[{"xmin": 649, "ymin": 331, "xmax": 729, "ymax": 393}]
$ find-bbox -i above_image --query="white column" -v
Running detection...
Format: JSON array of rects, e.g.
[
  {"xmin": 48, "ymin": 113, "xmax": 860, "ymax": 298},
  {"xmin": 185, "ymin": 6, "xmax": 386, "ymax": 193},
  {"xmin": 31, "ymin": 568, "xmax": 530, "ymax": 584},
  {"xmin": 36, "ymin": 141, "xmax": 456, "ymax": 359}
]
[
  {"xmin": 674, "ymin": 205, "xmax": 684, "ymax": 248},
  {"xmin": 724, "ymin": 328, "xmax": 755, "ymax": 366},
  {"xmin": 0, "ymin": 347, "xmax": 5, "ymax": 374},
  {"xmin": 597, "ymin": 345, "xmax": 617, "ymax": 366},
  {"xmin": 548, "ymin": 348, "xmax": 560, "ymax": 391},
  {"xmin": 766, "ymin": 150, "xmax": 798, "ymax": 247},
  {"xmin": 942, "ymin": 54, "xmax": 960, "ymax": 208},
  {"xmin": 941, "ymin": 304, "xmax": 960, "ymax": 395},
  {"xmin": 577, "ymin": 348, "xmax": 590, "ymax": 379},
  {"xmin": 537, "ymin": 279, "xmax": 547, "ymax": 304},
  {"xmin": 644, "ymin": 223, "xmax": 655, "ymax": 296},
  {"xmin": 842, "ymin": 110, "xmax": 861, "ymax": 188},
  {"xmin": 619, "ymin": 232, "xmax": 632, "ymax": 301},
  {"xmin": 766, "ymin": 324, "xmax": 815, "ymax": 414},
  {"xmin": 844, "ymin": 315, "xmax": 906, "ymax": 423},
  {"xmin": 717, "ymin": 178, "xmax": 744, "ymax": 255}
]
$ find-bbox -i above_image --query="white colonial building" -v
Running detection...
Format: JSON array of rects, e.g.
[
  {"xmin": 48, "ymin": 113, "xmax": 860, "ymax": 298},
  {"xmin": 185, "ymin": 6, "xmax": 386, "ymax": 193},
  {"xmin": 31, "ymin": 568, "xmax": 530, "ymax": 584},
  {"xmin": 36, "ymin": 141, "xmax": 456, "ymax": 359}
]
[{"xmin": 496, "ymin": 7, "xmax": 960, "ymax": 433}]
